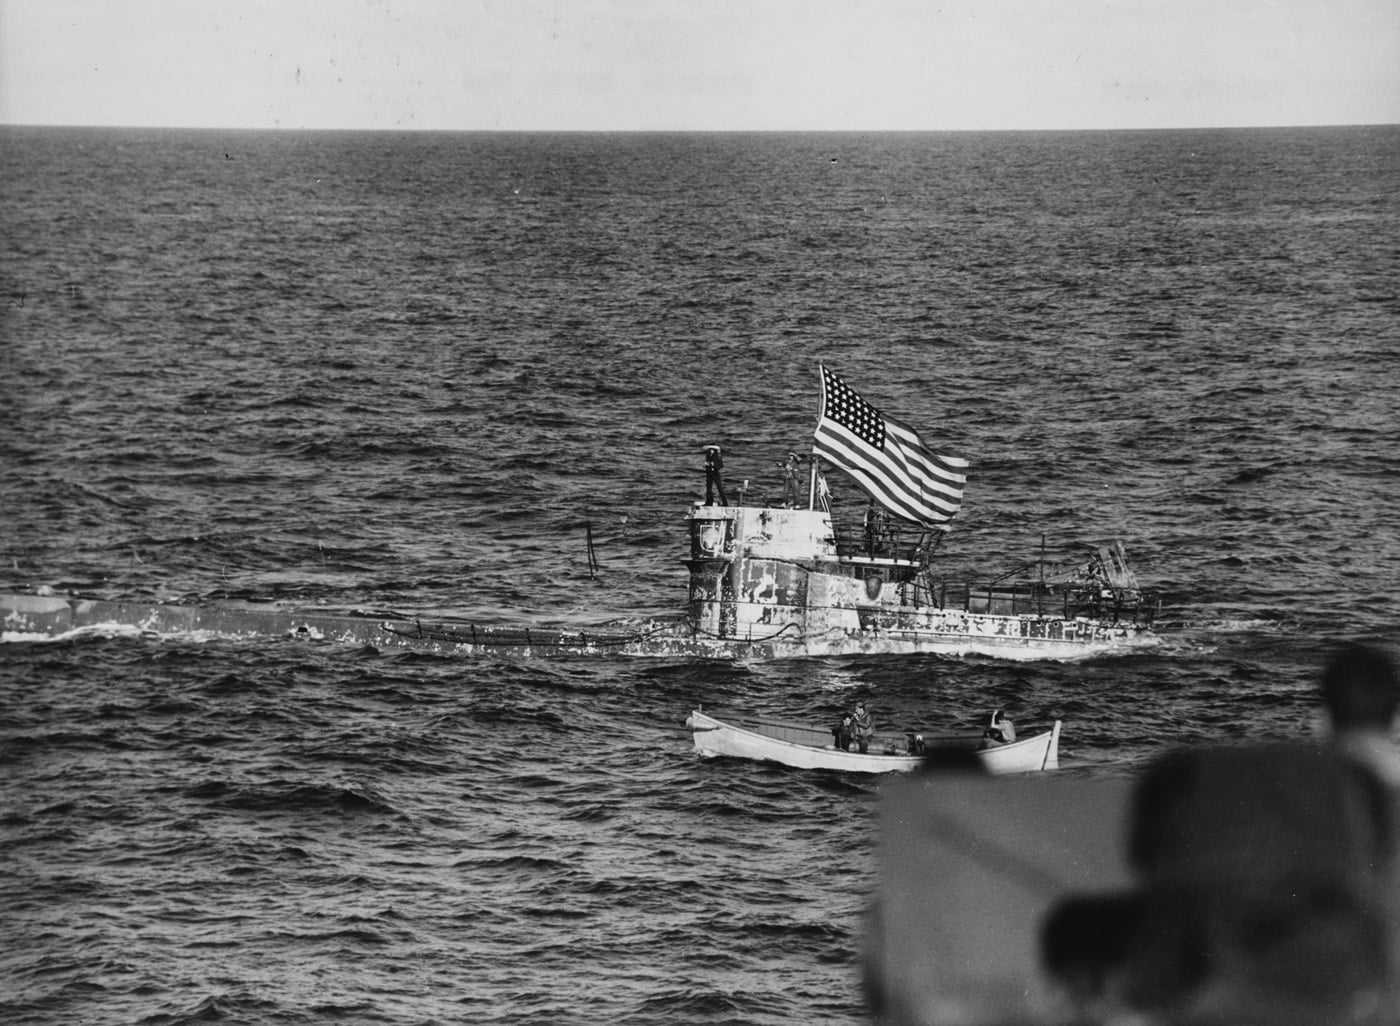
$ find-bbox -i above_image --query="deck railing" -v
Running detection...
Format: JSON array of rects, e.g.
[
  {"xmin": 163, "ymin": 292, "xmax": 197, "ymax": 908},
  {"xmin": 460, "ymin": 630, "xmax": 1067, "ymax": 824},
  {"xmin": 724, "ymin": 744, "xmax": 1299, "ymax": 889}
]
[
  {"xmin": 831, "ymin": 526, "xmax": 926, "ymax": 563},
  {"xmin": 921, "ymin": 578, "xmax": 1159, "ymax": 625}
]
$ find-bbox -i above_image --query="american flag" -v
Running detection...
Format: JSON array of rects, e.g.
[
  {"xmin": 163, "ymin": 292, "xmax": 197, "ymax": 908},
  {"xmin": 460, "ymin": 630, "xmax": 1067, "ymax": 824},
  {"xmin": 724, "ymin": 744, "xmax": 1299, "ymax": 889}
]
[{"xmin": 812, "ymin": 365, "xmax": 968, "ymax": 527}]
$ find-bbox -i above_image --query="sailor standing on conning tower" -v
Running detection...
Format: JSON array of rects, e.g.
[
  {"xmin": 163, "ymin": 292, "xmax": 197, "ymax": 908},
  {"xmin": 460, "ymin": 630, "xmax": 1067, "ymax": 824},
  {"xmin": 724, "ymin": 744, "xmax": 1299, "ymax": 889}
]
[
  {"xmin": 779, "ymin": 450, "xmax": 802, "ymax": 507},
  {"xmin": 703, "ymin": 445, "xmax": 728, "ymax": 506}
]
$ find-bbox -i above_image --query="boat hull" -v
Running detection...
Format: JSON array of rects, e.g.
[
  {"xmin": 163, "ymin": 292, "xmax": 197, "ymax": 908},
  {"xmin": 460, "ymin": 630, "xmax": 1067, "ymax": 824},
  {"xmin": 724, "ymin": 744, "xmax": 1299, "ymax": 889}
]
[
  {"xmin": 0, "ymin": 592, "xmax": 671, "ymax": 655},
  {"xmin": 685, "ymin": 709, "xmax": 1060, "ymax": 774},
  {"xmin": 1, "ymin": 591, "xmax": 1155, "ymax": 661}
]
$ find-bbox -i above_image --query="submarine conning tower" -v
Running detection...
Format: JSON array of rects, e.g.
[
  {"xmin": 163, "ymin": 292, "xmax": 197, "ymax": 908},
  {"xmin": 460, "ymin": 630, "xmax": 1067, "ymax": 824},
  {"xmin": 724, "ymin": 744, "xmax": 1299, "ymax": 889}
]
[{"xmin": 682, "ymin": 502, "xmax": 923, "ymax": 642}]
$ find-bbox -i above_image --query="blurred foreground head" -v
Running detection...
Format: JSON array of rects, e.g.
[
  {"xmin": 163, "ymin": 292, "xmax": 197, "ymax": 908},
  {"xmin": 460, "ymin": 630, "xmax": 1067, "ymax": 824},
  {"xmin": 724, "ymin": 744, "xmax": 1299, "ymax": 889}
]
[
  {"xmin": 1042, "ymin": 744, "xmax": 1396, "ymax": 1023},
  {"xmin": 1323, "ymin": 640, "xmax": 1399, "ymax": 732},
  {"xmin": 871, "ymin": 742, "xmax": 1400, "ymax": 1026}
]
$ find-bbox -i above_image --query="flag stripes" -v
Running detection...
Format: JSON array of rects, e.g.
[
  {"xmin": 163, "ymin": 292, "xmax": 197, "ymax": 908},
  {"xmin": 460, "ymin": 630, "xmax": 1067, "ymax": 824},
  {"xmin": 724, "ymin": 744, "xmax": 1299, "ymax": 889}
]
[{"xmin": 812, "ymin": 365, "xmax": 968, "ymax": 527}]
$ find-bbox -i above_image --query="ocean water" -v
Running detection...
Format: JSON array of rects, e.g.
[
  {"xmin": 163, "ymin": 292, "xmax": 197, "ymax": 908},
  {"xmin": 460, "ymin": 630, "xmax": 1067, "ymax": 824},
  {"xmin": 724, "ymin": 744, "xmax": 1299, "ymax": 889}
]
[{"xmin": 1, "ymin": 124, "xmax": 1399, "ymax": 1025}]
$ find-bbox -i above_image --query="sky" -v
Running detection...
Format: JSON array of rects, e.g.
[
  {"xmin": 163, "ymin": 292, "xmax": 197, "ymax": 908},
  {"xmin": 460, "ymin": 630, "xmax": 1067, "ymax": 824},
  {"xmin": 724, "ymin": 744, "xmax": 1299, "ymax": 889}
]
[{"xmin": 1, "ymin": 0, "xmax": 1397, "ymax": 131}]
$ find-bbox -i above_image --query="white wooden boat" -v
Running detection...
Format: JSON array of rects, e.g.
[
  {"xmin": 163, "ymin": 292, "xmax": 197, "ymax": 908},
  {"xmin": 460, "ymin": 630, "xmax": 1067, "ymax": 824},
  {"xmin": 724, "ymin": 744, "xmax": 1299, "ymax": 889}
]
[{"xmin": 685, "ymin": 708, "xmax": 1061, "ymax": 774}]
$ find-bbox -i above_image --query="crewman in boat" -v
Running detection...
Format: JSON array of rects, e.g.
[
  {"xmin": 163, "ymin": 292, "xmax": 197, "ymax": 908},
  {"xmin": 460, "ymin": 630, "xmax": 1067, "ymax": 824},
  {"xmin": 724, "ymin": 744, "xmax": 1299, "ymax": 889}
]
[
  {"xmin": 833, "ymin": 714, "xmax": 855, "ymax": 752},
  {"xmin": 979, "ymin": 708, "xmax": 1016, "ymax": 748},
  {"xmin": 779, "ymin": 450, "xmax": 802, "ymax": 507},
  {"xmin": 703, "ymin": 444, "xmax": 728, "ymax": 506},
  {"xmin": 852, "ymin": 701, "xmax": 874, "ymax": 754}
]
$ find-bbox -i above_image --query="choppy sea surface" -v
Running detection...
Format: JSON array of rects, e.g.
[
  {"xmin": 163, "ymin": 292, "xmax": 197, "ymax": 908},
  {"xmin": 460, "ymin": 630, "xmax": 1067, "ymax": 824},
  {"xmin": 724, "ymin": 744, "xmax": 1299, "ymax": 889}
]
[{"xmin": 2, "ymin": 125, "xmax": 1399, "ymax": 1025}]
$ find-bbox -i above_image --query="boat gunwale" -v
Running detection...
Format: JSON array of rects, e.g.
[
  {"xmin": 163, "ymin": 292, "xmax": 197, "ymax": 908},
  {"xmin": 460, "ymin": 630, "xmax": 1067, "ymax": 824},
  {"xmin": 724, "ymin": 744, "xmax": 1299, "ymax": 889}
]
[{"xmin": 688, "ymin": 708, "xmax": 1059, "ymax": 768}]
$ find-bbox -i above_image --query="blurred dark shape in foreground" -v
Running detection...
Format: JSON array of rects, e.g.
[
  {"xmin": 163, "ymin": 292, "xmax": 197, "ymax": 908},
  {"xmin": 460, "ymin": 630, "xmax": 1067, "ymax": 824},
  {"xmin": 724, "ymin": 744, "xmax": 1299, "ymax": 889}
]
[
  {"xmin": 1324, "ymin": 640, "xmax": 1400, "ymax": 788},
  {"xmin": 870, "ymin": 743, "xmax": 1400, "ymax": 1025},
  {"xmin": 1043, "ymin": 744, "xmax": 1394, "ymax": 1023},
  {"xmin": 870, "ymin": 639, "xmax": 1400, "ymax": 1025}
]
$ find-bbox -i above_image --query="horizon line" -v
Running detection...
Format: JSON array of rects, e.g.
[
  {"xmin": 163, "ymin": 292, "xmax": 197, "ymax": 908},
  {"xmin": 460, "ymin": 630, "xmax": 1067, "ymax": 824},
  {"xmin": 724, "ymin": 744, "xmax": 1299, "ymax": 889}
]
[{"xmin": 3, "ymin": 120, "xmax": 1398, "ymax": 135}]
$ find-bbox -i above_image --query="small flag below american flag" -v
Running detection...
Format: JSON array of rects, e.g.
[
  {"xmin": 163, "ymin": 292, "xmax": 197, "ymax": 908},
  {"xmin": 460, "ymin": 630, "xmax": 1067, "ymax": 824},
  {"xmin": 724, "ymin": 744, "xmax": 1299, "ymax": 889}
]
[{"xmin": 812, "ymin": 365, "xmax": 968, "ymax": 527}]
